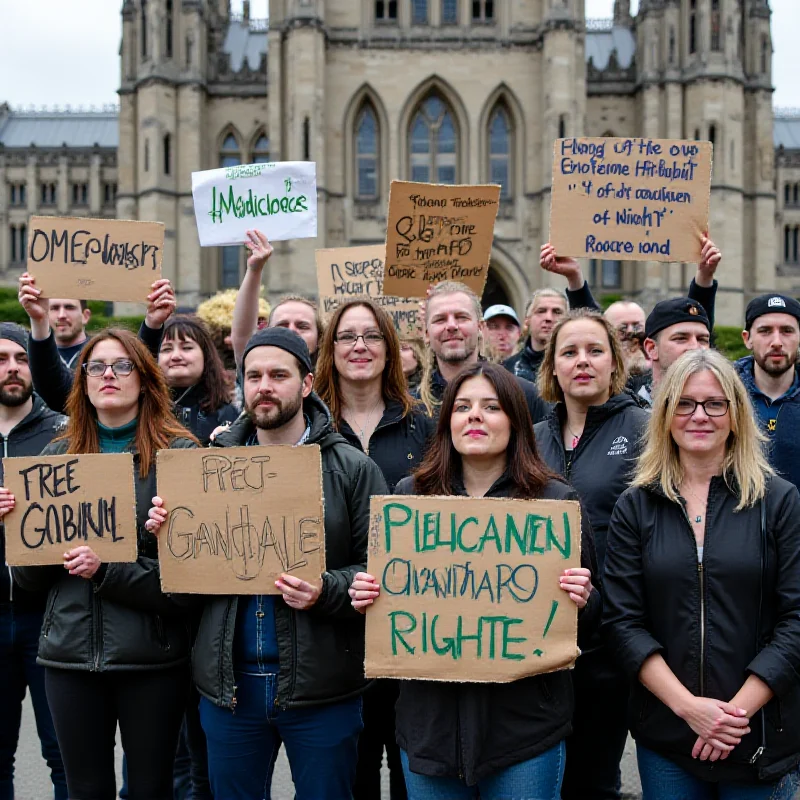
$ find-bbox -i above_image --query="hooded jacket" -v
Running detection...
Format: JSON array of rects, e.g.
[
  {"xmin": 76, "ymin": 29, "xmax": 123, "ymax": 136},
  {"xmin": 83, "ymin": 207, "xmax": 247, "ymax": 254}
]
[
  {"xmin": 533, "ymin": 392, "xmax": 649, "ymax": 572},
  {"xmin": 0, "ymin": 395, "xmax": 67, "ymax": 611},
  {"xmin": 502, "ymin": 339, "xmax": 544, "ymax": 384},
  {"xmin": 170, "ymin": 384, "xmax": 240, "ymax": 446},
  {"xmin": 338, "ymin": 400, "xmax": 435, "ymax": 492},
  {"xmin": 392, "ymin": 471, "xmax": 600, "ymax": 786},
  {"xmin": 191, "ymin": 393, "xmax": 388, "ymax": 710},
  {"xmin": 735, "ymin": 356, "xmax": 800, "ymax": 490},
  {"xmin": 13, "ymin": 434, "xmax": 197, "ymax": 671},
  {"xmin": 603, "ymin": 475, "xmax": 800, "ymax": 782}
]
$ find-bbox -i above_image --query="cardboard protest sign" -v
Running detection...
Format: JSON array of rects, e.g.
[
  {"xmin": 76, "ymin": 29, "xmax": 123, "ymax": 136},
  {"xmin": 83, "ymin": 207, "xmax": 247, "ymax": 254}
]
[
  {"xmin": 156, "ymin": 446, "xmax": 325, "ymax": 594},
  {"xmin": 549, "ymin": 137, "xmax": 713, "ymax": 263},
  {"xmin": 315, "ymin": 245, "xmax": 423, "ymax": 337},
  {"xmin": 26, "ymin": 216, "xmax": 164, "ymax": 302},
  {"xmin": 365, "ymin": 495, "xmax": 581, "ymax": 682},
  {"xmin": 382, "ymin": 181, "xmax": 501, "ymax": 298},
  {"xmin": 191, "ymin": 161, "xmax": 318, "ymax": 246},
  {"xmin": 3, "ymin": 454, "xmax": 138, "ymax": 566}
]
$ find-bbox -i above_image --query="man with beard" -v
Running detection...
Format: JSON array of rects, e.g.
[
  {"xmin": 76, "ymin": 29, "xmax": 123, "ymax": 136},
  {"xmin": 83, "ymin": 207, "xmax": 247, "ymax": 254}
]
[
  {"xmin": 47, "ymin": 298, "xmax": 91, "ymax": 369},
  {"xmin": 736, "ymin": 294, "xmax": 800, "ymax": 488},
  {"xmin": 420, "ymin": 281, "xmax": 550, "ymax": 424},
  {"xmin": 150, "ymin": 327, "xmax": 387, "ymax": 799},
  {"xmin": 0, "ymin": 323, "xmax": 67, "ymax": 799}
]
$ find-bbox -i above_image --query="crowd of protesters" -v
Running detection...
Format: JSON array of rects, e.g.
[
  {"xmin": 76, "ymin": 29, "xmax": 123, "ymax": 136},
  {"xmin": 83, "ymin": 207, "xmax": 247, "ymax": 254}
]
[{"xmin": 0, "ymin": 226, "xmax": 798, "ymax": 800}]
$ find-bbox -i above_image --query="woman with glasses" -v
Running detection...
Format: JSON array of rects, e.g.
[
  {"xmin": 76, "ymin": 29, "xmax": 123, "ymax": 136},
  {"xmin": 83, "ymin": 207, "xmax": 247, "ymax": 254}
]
[
  {"xmin": 604, "ymin": 349, "xmax": 800, "ymax": 798},
  {"xmin": 1, "ymin": 329, "xmax": 198, "ymax": 800},
  {"xmin": 314, "ymin": 298, "xmax": 434, "ymax": 800},
  {"xmin": 533, "ymin": 308, "xmax": 649, "ymax": 800},
  {"xmin": 349, "ymin": 363, "xmax": 600, "ymax": 799}
]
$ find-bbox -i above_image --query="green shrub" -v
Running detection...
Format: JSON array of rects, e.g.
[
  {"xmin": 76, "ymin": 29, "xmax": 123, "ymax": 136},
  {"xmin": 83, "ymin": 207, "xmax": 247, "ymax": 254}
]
[{"xmin": 714, "ymin": 326, "xmax": 748, "ymax": 362}]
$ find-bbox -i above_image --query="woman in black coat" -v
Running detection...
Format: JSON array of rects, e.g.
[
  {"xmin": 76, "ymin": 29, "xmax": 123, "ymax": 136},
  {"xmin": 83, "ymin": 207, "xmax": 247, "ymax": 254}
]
[{"xmin": 350, "ymin": 363, "xmax": 600, "ymax": 799}]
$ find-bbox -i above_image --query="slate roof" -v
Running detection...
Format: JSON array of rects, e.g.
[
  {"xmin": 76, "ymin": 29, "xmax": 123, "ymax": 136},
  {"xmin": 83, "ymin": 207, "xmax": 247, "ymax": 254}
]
[
  {"xmin": 0, "ymin": 109, "xmax": 118, "ymax": 149},
  {"xmin": 586, "ymin": 24, "xmax": 636, "ymax": 71},
  {"xmin": 223, "ymin": 18, "xmax": 268, "ymax": 72},
  {"xmin": 775, "ymin": 116, "xmax": 800, "ymax": 150}
]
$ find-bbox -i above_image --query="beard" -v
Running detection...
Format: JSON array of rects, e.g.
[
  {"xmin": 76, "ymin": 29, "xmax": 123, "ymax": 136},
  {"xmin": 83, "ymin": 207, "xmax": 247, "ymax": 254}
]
[
  {"xmin": 0, "ymin": 377, "xmax": 33, "ymax": 407},
  {"xmin": 756, "ymin": 349, "xmax": 799, "ymax": 377},
  {"xmin": 435, "ymin": 337, "xmax": 477, "ymax": 365},
  {"xmin": 246, "ymin": 391, "xmax": 303, "ymax": 430}
]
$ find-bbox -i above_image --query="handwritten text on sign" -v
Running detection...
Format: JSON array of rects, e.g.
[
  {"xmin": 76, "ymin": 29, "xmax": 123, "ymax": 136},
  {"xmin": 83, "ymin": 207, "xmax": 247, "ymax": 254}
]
[
  {"xmin": 3, "ymin": 453, "xmax": 137, "ymax": 566},
  {"xmin": 315, "ymin": 245, "xmax": 423, "ymax": 337},
  {"xmin": 156, "ymin": 446, "xmax": 325, "ymax": 594},
  {"xmin": 549, "ymin": 138, "xmax": 712, "ymax": 263},
  {"xmin": 365, "ymin": 496, "xmax": 581, "ymax": 683},
  {"xmin": 191, "ymin": 161, "xmax": 318, "ymax": 246},
  {"xmin": 383, "ymin": 181, "xmax": 501, "ymax": 298},
  {"xmin": 27, "ymin": 217, "xmax": 164, "ymax": 303}
]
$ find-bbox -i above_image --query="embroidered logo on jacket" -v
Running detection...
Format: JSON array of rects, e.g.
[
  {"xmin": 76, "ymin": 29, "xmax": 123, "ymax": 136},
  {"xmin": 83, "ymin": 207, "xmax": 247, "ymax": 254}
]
[{"xmin": 607, "ymin": 436, "xmax": 629, "ymax": 456}]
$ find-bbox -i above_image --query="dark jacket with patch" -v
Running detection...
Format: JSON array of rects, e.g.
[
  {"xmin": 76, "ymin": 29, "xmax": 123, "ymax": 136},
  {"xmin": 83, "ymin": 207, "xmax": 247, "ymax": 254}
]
[
  {"xmin": 533, "ymin": 392, "xmax": 649, "ymax": 573},
  {"xmin": 338, "ymin": 400, "xmax": 435, "ymax": 492},
  {"xmin": 191, "ymin": 393, "xmax": 388, "ymax": 710},
  {"xmin": 735, "ymin": 356, "xmax": 800, "ymax": 490},
  {"xmin": 603, "ymin": 476, "xmax": 800, "ymax": 782},
  {"xmin": 392, "ymin": 472, "xmax": 600, "ymax": 786},
  {"xmin": 13, "ymin": 435, "xmax": 197, "ymax": 671},
  {"xmin": 0, "ymin": 396, "xmax": 67, "ymax": 612}
]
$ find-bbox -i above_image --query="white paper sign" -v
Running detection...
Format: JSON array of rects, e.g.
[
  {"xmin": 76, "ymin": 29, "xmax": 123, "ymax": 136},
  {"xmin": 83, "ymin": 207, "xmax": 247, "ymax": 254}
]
[{"xmin": 191, "ymin": 161, "xmax": 318, "ymax": 246}]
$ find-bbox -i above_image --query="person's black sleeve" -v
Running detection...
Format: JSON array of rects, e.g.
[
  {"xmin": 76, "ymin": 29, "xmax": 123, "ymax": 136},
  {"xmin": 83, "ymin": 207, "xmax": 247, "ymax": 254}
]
[
  {"xmin": 601, "ymin": 489, "xmax": 664, "ymax": 679},
  {"xmin": 688, "ymin": 278, "xmax": 717, "ymax": 331},
  {"xmin": 138, "ymin": 321, "xmax": 163, "ymax": 361},
  {"xmin": 12, "ymin": 565, "xmax": 62, "ymax": 594},
  {"xmin": 27, "ymin": 331, "xmax": 74, "ymax": 414},
  {"xmin": 574, "ymin": 496, "xmax": 601, "ymax": 647},
  {"xmin": 566, "ymin": 281, "xmax": 602, "ymax": 312},
  {"xmin": 517, "ymin": 377, "xmax": 552, "ymax": 425}
]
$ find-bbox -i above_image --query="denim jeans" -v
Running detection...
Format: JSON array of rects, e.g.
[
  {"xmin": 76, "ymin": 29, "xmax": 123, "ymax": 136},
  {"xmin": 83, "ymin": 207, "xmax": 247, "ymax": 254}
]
[
  {"xmin": 637, "ymin": 745, "xmax": 800, "ymax": 800},
  {"xmin": 0, "ymin": 606, "xmax": 66, "ymax": 800},
  {"xmin": 400, "ymin": 740, "xmax": 566, "ymax": 800},
  {"xmin": 199, "ymin": 671, "xmax": 363, "ymax": 800}
]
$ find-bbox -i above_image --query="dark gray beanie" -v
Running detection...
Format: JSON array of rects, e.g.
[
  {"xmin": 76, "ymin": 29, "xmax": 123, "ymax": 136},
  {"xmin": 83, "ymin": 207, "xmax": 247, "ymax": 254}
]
[
  {"xmin": 241, "ymin": 326, "xmax": 313, "ymax": 380},
  {"xmin": 0, "ymin": 323, "xmax": 29, "ymax": 352}
]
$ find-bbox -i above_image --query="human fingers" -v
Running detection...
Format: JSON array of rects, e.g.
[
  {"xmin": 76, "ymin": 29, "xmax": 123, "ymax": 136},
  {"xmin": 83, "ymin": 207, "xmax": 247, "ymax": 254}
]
[
  {"xmin": 353, "ymin": 572, "xmax": 376, "ymax": 583},
  {"xmin": 348, "ymin": 586, "xmax": 380, "ymax": 602},
  {"xmin": 705, "ymin": 738, "xmax": 735, "ymax": 752},
  {"xmin": 716, "ymin": 701, "xmax": 749, "ymax": 718},
  {"xmin": 151, "ymin": 496, "xmax": 164, "ymax": 508}
]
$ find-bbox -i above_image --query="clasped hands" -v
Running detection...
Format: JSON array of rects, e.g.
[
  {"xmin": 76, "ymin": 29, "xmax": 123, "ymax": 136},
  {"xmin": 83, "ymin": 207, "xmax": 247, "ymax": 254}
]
[{"xmin": 681, "ymin": 695, "xmax": 751, "ymax": 762}]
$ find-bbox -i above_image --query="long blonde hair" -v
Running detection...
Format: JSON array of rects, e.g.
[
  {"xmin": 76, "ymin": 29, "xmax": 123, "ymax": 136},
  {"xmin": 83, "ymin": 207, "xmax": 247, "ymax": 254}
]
[{"xmin": 633, "ymin": 349, "xmax": 772, "ymax": 510}]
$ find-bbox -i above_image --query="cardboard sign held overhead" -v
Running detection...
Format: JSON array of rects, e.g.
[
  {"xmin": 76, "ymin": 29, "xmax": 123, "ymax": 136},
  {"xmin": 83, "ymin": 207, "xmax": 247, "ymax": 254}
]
[
  {"xmin": 383, "ymin": 181, "xmax": 501, "ymax": 298},
  {"xmin": 315, "ymin": 245, "xmax": 423, "ymax": 338},
  {"xmin": 3, "ymin": 453, "xmax": 138, "ymax": 566},
  {"xmin": 27, "ymin": 216, "xmax": 164, "ymax": 302},
  {"xmin": 156, "ymin": 446, "xmax": 325, "ymax": 594},
  {"xmin": 549, "ymin": 137, "xmax": 713, "ymax": 263},
  {"xmin": 191, "ymin": 161, "xmax": 318, "ymax": 246},
  {"xmin": 365, "ymin": 495, "xmax": 582, "ymax": 683}
]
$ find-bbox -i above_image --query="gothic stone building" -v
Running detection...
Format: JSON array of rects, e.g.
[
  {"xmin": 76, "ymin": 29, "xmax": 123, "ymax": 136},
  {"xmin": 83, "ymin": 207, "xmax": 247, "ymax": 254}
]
[{"xmin": 1, "ymin": 0, "xmax": 797, "ymax": 326}]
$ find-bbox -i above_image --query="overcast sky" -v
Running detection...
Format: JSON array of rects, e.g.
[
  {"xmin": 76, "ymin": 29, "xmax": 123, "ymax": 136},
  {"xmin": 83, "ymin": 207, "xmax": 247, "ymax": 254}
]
[{"xmin": 1, "ymin": 0, "xmax": 797, "ymax": 110}]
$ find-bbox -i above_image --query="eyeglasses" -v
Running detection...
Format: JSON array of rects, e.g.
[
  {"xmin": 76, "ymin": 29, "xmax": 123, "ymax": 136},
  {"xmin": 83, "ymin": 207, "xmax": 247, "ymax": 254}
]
[
  {"xmin": 674, "ymin": 398, "xmax": 730, "ymax": 417},
  {"xmin": 83, "ymin": 359, "xmax": 136, "ymax": 378},
  {"xmin": 334, "ymin": 332, "xmax": 385, "ymax": 348}
]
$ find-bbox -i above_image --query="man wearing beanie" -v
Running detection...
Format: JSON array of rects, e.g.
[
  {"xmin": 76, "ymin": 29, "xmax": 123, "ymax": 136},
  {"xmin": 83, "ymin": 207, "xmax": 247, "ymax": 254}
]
[
  {"xmin": 179, "ymin": 327, "xmax": 387, "ymax": 798},
  {"xmin": 735, "ymin": 294, "xmax": 800, "ymax": 488},
  {"xmin": 637, "ymin": 297, "xmax": 712, "ymax": 406},
  {"xmin": 0, "ymin": 323, "xmax": 67, "ymax": 799}
]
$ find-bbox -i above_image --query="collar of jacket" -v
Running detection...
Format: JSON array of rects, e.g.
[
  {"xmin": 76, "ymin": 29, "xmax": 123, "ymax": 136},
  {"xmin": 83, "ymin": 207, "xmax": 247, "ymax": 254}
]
[
  {"xmin": 450, "ymin": 468, "xmax": 516, "ymax": 498},
  {"xmin": 214, "ymin": 391, "xmax": 341, "ymax": 449},
  {"xmin": 338, "ymin": 398, "xmax": 409, "ymax": 436},
  {"xmin": 171, "ymin": 383, "xmax": 204, "ymax": 408},
  {"xmin": 642, "ymin": 471, "xmax": 745, "ymax": 504},
  {"xmin": 735, "ymin": 355, "xmax": 800, "ymax": 402},
  {"xmin": 544, "ymin": 391, "xmax": 640, "ymax": 440},
  {"xmin": 9, "ymin": 394, "xmax": 67, "ymax": 436}
]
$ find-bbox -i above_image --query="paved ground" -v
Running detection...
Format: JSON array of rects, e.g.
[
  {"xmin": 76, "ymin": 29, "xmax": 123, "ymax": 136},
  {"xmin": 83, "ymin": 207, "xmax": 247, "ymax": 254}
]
[{"xmin": 15, "ymin": 692, "xmax": 641, "ymax": 799}]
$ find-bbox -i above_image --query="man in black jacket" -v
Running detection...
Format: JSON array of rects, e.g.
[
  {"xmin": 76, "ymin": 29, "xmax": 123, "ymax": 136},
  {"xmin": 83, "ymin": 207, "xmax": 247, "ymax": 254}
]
[
  {"xmin": 179, "ymin": 328, "xmax": 387, "ymax": 800},
  {"xmin": 0, "ymin": 323, "xmax": 67, "ymax": 799}
]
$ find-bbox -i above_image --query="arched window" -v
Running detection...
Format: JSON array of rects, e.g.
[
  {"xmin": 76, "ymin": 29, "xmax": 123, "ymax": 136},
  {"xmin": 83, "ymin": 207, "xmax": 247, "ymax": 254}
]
[
  {"xmin": 412, "ymin": 0, "xmax": 428, "ymax": 24},
  {"xmin": 219, "ymin": 133, "xmax": 241, "ymax": 168},
  {"xmin": 252, "ymin": 134, "xmax": 270, "ymax": 163},
  {"xmin": 141, "ymin": 0, "xmax": 148, "ymax": 58},
  {"xmin": 708, "ymin": 124, "xmax": 716, "ymax": 148},
  {"xmin": 355, "ymin": 104, "xmax": 379, "ymax": 200},
  {"xmin": 710, "ymin": 0, "xmax": 721, "ymax": 51},
  {"xmin": 689, "ymin": 0, "xmax": 697, "ymax": 55},
  {"xmin": 10, "ymin": 226, "xmax": 17, "ymax": 263},
  {"xmin": 786, "ymin": 184, "xmax": 792, "ymax": 205},
  {"xmin": 375, "ymin": 0, "xmax": 397, "ymax": 21},
  {"xmin": 165, "ymin": 0, "xmax": 174, "ymax": 58},
  {"xmin": 794, "ymin": 184, "xmax": 799, "ymax": 206},
  {"xmin": 163, "ymin": 133, "xmax": 171, "ymax": 175},
  {"xmin": 442, "ymin": 0, "xmax": 458, "ymax": 24},
  {"xmin": 669, "ymin": 27, "xmax": 676, "ymax": 64},
  {"xmin": 488, "ymin": 104, "xmax": 512, "ymax": 198},
  {"xmin": 785, "ymin": 226, "xmax": 791, "ymax": 262},
  {"xmin": 219, "ymin": 133, "xmax": 242, "ymax": 288},
  {"xmin": 558, "ymin": 115, "xmax": 567, "ymax": 139},
  {"xmin": 409, "ymin": 93, "xmax": 459, "ymax": 185},
  {"xmin": 694, "ymin": 128, "xmax": 700, "ymax": 141}
]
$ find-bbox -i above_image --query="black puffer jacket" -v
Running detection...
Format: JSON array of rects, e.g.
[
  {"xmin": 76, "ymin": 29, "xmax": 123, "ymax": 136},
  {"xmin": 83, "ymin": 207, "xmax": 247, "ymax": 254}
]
[
  {"xmin": 502, "ymin": 339, "xmax": 543, "ymax": 384},
  {"xmin": 392, "ymin": 472, "xmax": 600, "ymax": 786},
  {"xmin": 603, "ymin": 476, "xmax": 800, "ymax": 782},
  {"xmin": 192, "ymin": 393, "xmax": 388, "ymax": 710},
  {"xmin": 170, "ymin": 384, "xmax": 240, "ymax": 446},
  {"xmin": 0, "ymin": 396, "xmax": 67, "ymax": 612},
  {"xmin": 533, "ymin": 392, "xmax": 649, "ymax": 573},
  {"xmin": 338, "ymin": 400, "xmax": 435, "ymax": 492},
  {"xmin": 13, "ymin": 435, "xmax": 197, "ymax": 671}
]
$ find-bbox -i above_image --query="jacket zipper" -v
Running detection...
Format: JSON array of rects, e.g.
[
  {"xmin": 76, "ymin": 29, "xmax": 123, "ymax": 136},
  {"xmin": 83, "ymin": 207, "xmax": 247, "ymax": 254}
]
[{"xmin": 681, "ymin": 507, "xmax": 706, "ymax": 696}]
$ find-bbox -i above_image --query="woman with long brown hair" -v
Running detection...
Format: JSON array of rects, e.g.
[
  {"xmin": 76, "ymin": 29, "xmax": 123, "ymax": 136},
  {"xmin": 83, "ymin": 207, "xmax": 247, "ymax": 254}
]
[
  {"xmin": 349, "ymin": 363, "xmax": 600, "ymax": 799},
  {"xmin": 0, "ymin": 329, "xmax": 197, "ymax": 800}
]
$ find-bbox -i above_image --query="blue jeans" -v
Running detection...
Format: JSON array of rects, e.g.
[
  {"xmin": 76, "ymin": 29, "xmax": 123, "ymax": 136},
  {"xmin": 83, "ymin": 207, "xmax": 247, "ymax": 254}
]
[
  {"xmin": 637, "ymin": 745, "xmax": 800, "ymax": 800},
  {"xmin": 199, "ymin": 671, "xmax": 363, "ymax": 800},
  {"xmin": 0, "ymin": 606, "xmax": 66, "ymax": 800},
  {"xmin": 400, "ymin": 741, "xmax": 566, "ymax": 800}
]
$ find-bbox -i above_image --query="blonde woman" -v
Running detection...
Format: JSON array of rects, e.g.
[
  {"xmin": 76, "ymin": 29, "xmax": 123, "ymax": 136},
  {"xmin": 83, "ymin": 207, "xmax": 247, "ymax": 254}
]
[{"xmin": 604, "ymin": 349, "xmax": 800, "ymax": 798}]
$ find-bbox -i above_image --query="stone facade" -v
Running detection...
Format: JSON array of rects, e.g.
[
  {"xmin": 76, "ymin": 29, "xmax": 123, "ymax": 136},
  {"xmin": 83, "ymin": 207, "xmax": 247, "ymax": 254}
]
[{"xmin": 0, "ymin": 0, "xmax": 791, "ymax": 326}]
